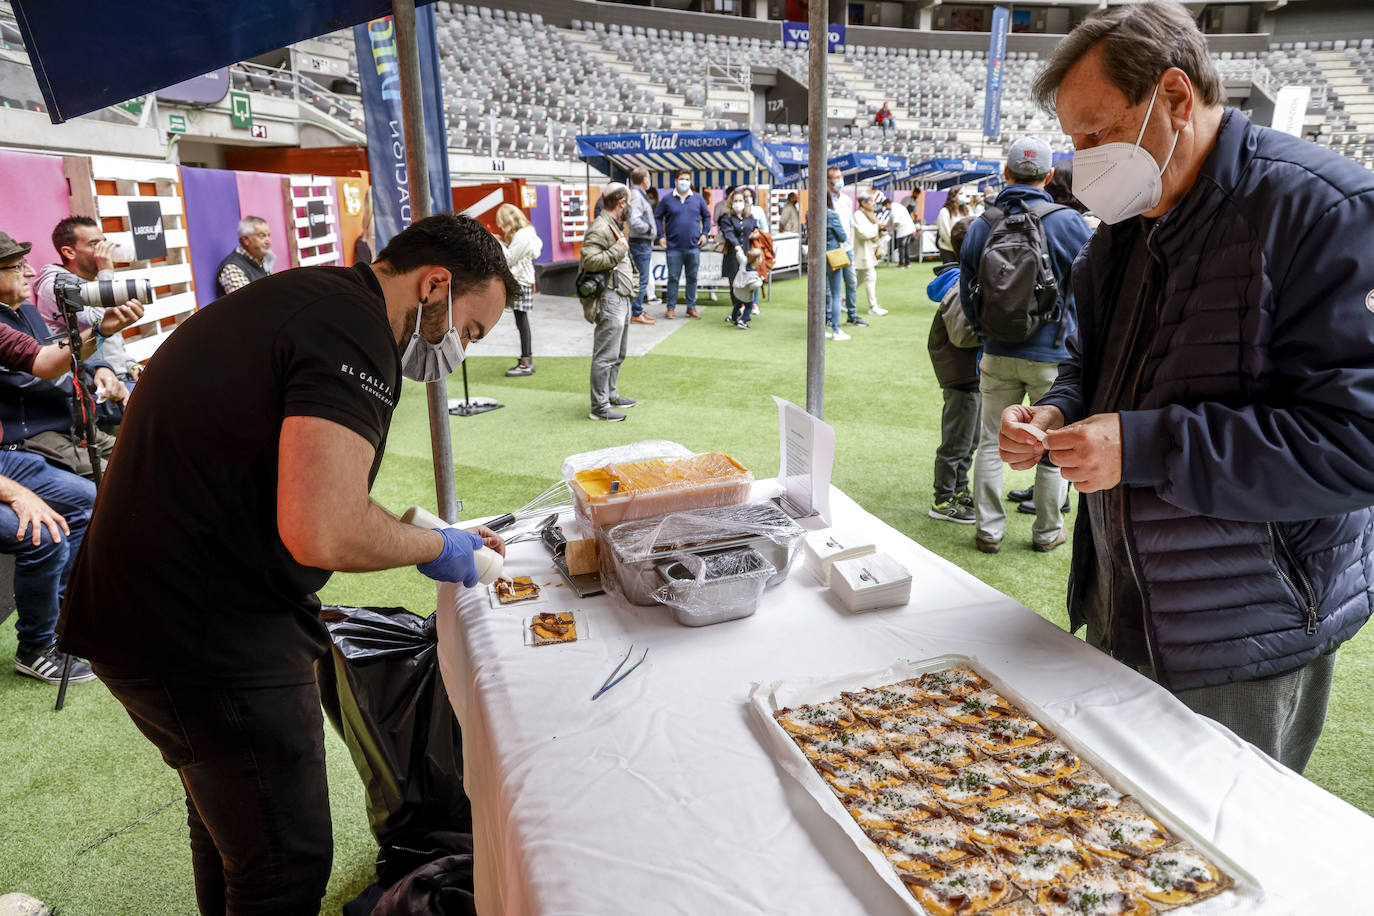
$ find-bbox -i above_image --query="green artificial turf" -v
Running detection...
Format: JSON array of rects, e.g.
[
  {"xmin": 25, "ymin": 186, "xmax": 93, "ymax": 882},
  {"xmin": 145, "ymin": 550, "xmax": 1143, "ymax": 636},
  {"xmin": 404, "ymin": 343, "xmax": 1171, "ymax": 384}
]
[{"xmin": 1, "ymin": 263, "xmax": 1369, "ymax": 913}]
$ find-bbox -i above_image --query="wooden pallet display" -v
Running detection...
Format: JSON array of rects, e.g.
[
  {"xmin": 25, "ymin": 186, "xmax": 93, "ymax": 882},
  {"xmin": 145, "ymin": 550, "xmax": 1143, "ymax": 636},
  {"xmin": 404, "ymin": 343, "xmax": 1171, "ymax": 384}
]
[
  {"xmin": 282, "ymin": 174, "xmax": 342, "ymax": 268},
  {"xmin": 63, "ymin": 155, "xmax": 197, "ymax": 365},
  {"xmin": 560, "ymin": 185, "xmax": 588, "ymax": 243}
]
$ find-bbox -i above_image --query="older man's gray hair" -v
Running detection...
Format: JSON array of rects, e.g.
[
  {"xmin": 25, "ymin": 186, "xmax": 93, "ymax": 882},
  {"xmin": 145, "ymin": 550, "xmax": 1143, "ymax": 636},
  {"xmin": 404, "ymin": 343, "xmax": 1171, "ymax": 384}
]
[
  {"xmin": 237, "ymin": 216, "xmax": 268, "ymax": 240},
  {"xmin": 1032, "ymin": 1, "xmax": 1224, "ymax": 113}
]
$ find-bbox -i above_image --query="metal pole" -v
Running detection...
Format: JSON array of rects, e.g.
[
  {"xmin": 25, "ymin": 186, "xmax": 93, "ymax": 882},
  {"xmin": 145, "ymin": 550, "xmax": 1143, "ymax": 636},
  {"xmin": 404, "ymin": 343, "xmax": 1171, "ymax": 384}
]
[
  {"xmin": 805, "ymin": 0, "xmax": 828, "ymax": 419},
  {"xmin": 393, "ymin": 0, "xmax": 459, "ymax": 524}
]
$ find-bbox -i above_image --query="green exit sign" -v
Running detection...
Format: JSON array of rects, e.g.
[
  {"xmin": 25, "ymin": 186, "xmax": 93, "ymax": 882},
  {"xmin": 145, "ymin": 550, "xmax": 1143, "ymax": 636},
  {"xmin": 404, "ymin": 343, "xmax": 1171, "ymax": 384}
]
[
  {"xmin": 168, "ymin": 113, "xmax": 187, "ymax": 133},
  {"xmin": 229, "ymin": 90, "xmax": 253, "ymax": 129}
]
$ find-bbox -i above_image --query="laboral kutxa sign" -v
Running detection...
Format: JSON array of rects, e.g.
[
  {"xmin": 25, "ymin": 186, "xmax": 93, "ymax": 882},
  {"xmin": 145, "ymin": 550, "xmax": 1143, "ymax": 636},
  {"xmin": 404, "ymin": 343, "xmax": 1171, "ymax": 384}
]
[
  {"xmin": 126, "ymin": 199, "xmax": 167, "ymax": 261},
  {"xmin": 781, "ymin": 20, "xmax": 845, "ymax": 52}
]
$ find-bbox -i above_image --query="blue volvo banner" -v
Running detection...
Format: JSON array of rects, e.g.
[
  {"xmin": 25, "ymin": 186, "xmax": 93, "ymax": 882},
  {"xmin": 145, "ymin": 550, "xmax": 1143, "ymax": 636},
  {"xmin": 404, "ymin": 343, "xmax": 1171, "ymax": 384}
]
[
  {"xmin": 982, "ymin": 5, "xmax": 1011, "ymax": 139},
  {"xmin": 354, "ymin": 8, "xmax": 453, "ymax": 248},
  {"xmin": 781, "ymin": 20, "xmax": 845, "ymax": 52}
]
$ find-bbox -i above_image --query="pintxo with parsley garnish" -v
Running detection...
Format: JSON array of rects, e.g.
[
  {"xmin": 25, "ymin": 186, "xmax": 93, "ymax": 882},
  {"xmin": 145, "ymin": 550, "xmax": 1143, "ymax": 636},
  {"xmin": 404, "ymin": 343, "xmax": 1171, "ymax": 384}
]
[
  {"xmin": 938, "ymin": 689, "xmax": 1018, "ymax": 726},
  {"xmin": 1068, "ymin": 799, "xmax": 1172, "ymax": 860},
  {"xmin": 866, "ymin": 707, "xmax": 953, "ymax": 745},
  {"xmin": 900, "ymin": 858, "xmax": 1016, "ymax": 916},
  {"xmin": 1035, "ymin": 771, "xmax": 1126, "ymax": 817},
  {"xmin": 796, "ymin": 726, "xmax": 888, "ymax": 766},
  {"xmin": 844, "ymin": 782, "xmax": 947, "ymax": 831},
  {"xmin": 872, "ymin": 817, "xmax": 987, "ymax": 870},
  {"xmin": 1003, "ymin": 741, "xmax": 1082, "ymax": 787},
  {"xmin": 1122, "ymin": 844, "xmax": 1234, "ymax": 909},
  {"xmin": 968, "ymin": 715, "xmax": 1050, "ymax": 757},
  {"xmin": 956, "ymin": 795, "xmax": 1062, "ymax": 845},
  {"xmin": 774, "ymin": 700, "xmax": 857, "ymax": 737},
  {"xmin": 895, "ymin": 732, "xmax": 981, "ymax": 780},
  {"xmin": 814, "ymin": 751, "xmax": 910, "ymax": 796},
  {"xmin": 1035, "ymin": 871, "xmax": 1152, "ymax": 916},
  {"xmin": 993, "ymin": 834, "xmax": 1094, "ymax": 888},
  {"xmin": 916, "ymin": 667, "xmax": 991, "ymax": 700},
  {"xmin": 930, "ymin": 759, "xmax": 1017, "ymax": 807},
  {"xmin": 841, "ymin": 682, "xmax": 927, "ymax": 718}
]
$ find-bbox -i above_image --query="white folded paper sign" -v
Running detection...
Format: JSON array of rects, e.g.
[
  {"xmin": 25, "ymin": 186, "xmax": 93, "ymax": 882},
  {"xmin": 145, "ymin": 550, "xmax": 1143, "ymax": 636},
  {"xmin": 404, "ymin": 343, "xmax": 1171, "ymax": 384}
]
[
  {"xmin": 802, "ymin": 529, "xmax": 876, "ymax": 587},
  {"xmin": 829, "ymin": 552, "xmax": 912, "ymax": 612}
]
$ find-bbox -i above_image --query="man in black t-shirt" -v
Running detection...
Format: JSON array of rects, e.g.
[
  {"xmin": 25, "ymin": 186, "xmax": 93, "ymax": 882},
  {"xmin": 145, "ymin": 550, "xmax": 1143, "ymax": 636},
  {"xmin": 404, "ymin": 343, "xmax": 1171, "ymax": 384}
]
[{"xmin": 57, "ymin": 214, "xmax": 517, "ymax": 915}]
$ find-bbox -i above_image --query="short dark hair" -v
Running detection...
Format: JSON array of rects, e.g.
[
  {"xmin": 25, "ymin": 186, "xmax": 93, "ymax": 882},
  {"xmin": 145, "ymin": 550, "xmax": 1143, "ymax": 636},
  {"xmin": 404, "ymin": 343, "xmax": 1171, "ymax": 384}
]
[
  {"xmin": 1032, "ymin": 0, "xmax": 1224, "ymax": 112},
  {"xmin": 675, "ymin": 169, "xmax": 691, "ymax": 181},
  {"xmin": 629, "ymin": 166, "xmax": 648, "ymax": 186},
  {"xmin": 787, "ymin": 192, "xmax": 799, "ymax": 204},
  {"xmin": 377, "ymin": 214, "xmax": 518, "ymax": 306},
  {"xmin": 601, "ymin": 185, "xmax": 629, "ymax": 211},
  {"xmin": 950, "ymin": 217, "xmax": 973, "ymax": 257},
  {"xmin": 52, "ymin": 215, "xmax": 98, "ymax": 257}
]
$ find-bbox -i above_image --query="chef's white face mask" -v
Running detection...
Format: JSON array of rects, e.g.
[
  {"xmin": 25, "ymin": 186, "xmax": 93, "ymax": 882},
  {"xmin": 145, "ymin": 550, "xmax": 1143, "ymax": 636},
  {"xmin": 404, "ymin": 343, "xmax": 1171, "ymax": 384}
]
[
  {"xmin": 400, "ymin": 297, "xmax": 465, "ymax": 383},
  {"xmin": 1071, "ymin": 80, "xmax": 1180, "ymax": 225}
]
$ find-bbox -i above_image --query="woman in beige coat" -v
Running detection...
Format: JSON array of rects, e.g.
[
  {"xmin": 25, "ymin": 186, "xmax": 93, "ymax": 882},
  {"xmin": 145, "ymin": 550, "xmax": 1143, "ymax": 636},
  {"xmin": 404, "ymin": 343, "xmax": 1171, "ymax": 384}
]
[{"xmin": 851, "ymin": 189, "xmax": 888, "ymax": 316}]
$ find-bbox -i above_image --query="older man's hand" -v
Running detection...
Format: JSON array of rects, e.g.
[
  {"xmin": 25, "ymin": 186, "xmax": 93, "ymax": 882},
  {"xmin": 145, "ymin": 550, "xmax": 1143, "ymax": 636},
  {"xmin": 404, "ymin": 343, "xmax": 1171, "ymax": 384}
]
[
  {"xmin": 1044, "ymin": 413, "xmax": 1123, "ymax": 493},
  {"xmin": 999, "ymin": 404, "xmax": 1064, "ymax": 470}
]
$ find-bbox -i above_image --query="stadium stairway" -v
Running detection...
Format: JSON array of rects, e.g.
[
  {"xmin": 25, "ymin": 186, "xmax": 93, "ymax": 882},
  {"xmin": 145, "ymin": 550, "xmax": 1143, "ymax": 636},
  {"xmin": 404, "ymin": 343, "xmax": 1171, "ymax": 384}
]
[
  {"xmin": 563, "ymin": 28, "xmax": 705, "ymax": 129},
  {"xmin": 1314, "ymin": 51, "xmax": 1371, "ymax": 130},
  {"xmin": 830, "ymin": 57, "xmax": 913, "ymax": 127}
]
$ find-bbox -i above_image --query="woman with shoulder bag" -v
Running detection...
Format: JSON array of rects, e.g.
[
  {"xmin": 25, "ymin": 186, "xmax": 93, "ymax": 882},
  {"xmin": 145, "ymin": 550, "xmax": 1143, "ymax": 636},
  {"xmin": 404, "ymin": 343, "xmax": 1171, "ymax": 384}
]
[
  {"xmin": 824, "ymin": 193, "xmax": 852, "ymax": 341},
  {"xmin": 496, "ymin": 204, "xmax": 543, "ymax": 377}
]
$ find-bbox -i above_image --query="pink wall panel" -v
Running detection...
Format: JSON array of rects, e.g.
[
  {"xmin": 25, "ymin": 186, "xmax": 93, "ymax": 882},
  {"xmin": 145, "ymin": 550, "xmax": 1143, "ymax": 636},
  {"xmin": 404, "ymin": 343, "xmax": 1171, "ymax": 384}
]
[
  {"xmin": 0, "ymin": 150, "xmax": 71, "ymax": 271},
  {"xmin": 232, "ymin": 171, "xmax": 291, "ymax": 272}
]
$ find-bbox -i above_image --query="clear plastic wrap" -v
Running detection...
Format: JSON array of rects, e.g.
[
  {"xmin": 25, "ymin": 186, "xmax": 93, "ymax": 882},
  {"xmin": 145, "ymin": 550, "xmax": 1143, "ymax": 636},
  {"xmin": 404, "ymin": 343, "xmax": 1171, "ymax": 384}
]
[
  {"xmin": 651, "ymin": 547, "xmax": 776, "ymax": 627},
  {"xmin": 599, "ymin": 502, "xmax": 805, "ymax": 606},
  {"xmin": 560, "ymin": 440, "xmax": 694, "ymax": 481},
  {"xmin": 570, "ymin": 452, "xmax": 753, "ymax": 529}
]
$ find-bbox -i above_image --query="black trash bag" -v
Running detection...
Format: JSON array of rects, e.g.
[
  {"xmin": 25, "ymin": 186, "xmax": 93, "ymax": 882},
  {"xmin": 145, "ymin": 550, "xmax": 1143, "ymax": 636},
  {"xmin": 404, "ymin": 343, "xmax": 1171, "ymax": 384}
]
[
  {"xmin": 344, "ymin": 832, "xmax": 477, "ymax": 916},
  {"xmin": 316, "ymin": 605, "xmax": 474, "ymax": 849}
]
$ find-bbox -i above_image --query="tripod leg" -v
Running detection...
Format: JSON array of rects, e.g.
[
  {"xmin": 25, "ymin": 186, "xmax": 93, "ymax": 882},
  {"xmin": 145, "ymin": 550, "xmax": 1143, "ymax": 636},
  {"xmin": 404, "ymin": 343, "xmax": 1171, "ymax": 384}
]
[{"xmin": 55, "ymin": 653, "xmax": 72, "ymax": 711}]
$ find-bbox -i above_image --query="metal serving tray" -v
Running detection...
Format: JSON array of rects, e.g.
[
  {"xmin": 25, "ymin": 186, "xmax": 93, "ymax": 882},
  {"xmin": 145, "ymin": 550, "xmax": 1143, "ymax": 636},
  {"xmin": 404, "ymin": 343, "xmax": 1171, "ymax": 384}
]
[{"xmin": 748, "ymin": 654, "xmax": 1263, "ymax": 916}]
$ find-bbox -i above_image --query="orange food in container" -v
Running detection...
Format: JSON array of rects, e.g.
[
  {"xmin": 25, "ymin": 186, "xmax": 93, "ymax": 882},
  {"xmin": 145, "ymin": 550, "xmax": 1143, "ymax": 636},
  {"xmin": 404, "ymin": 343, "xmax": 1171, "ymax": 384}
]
[{"xmin": 571, "ymin": 452, "xmax": 753, "ymax": 529}]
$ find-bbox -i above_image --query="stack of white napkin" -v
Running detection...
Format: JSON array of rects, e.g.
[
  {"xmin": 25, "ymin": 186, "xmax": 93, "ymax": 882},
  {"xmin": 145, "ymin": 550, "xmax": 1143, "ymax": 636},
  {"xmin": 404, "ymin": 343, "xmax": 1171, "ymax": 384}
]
[{"xmin": 828, "ymin": 552, "xmax": 913, "ymax": 613}]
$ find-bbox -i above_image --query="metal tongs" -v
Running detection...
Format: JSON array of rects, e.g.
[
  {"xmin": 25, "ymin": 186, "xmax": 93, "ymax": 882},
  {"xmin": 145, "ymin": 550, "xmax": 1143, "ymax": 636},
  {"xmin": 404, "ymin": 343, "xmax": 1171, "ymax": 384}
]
[{"xmin": 591, "ymin": 644, "xmax": 650, "ymax": 701}]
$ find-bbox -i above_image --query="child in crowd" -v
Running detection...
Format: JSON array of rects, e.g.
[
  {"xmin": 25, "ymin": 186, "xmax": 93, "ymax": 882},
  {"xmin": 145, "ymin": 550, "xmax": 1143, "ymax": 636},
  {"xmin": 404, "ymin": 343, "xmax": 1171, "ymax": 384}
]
[
  {"xmin": 729, "ymin": 247, "xmax": 764, "ymax": 329},
  {"xmin": 926, "ymin": 218, "xmax": 980, "ymax": 523}
]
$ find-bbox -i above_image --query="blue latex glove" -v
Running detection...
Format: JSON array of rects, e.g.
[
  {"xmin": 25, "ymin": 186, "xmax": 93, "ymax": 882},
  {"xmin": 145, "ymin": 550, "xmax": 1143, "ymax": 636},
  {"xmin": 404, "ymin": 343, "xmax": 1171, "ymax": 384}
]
[{"xmin": 416, "ymin": 527, "xmax": 486, "ymax": 586}]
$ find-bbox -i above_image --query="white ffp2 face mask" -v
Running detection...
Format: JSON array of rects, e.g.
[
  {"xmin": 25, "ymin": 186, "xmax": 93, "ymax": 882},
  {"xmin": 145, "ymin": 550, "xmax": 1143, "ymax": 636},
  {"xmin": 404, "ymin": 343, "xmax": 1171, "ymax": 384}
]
[
  {"xmin": 400, "ymin": 299, "xmax": 465, "ymax": 383},
  {"xmin": 1071, "ymin": 80, "xmax": 1180, "ymax": 225},
  {"xmin": 676, "ymin": 179, "xmax": 691, "ymax": 194}
]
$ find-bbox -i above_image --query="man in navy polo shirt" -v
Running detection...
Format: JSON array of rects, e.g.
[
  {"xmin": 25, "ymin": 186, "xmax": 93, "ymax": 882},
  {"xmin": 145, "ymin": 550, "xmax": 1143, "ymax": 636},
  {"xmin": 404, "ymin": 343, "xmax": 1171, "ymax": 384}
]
[{"xmin": 653, "ymin": 168, "xmax": 711, "ymax": 319}]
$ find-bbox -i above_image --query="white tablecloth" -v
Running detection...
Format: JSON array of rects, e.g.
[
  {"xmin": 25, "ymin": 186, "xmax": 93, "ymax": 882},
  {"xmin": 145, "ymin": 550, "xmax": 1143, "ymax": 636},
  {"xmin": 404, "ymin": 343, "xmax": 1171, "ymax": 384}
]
[{"xmin": 436, "ymin": 481, "xmax": 1374, "ymax": 915}]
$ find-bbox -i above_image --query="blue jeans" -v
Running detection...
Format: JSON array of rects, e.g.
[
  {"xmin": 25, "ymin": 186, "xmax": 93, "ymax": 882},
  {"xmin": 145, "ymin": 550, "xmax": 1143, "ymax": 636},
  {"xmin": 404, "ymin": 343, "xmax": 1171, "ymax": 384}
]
[
  {"xmin": 628, "ymin": 239, "xmax": 653, "ymax": 316},
  {"xmin": 825, "ymin": 264, "xmax": 844, "ymax": 331},
  {"xmin": 663, "ymin": 246, "xmax": 700, "ymax": 311},
  {"xmin": 0, "ymin": 449, "xmax": 96, "ymax": 654},
  {"xmin": 842, "ymin": 258, "xmax": 857, "ymax": 319}
]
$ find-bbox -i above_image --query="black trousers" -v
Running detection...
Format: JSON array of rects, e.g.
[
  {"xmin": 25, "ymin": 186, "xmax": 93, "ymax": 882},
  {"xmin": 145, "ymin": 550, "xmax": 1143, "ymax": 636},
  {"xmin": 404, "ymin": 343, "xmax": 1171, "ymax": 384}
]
[{"xmin": 96, "ymin": 667, "xmax": 333, "ymax": 916}]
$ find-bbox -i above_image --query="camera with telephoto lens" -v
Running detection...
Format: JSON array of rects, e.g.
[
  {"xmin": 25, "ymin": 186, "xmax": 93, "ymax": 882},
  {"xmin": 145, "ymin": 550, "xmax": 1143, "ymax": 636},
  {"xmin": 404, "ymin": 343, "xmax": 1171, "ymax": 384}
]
[{"xmin": 52, "ymin": 274, "xmax": 154, "ymax": 315}]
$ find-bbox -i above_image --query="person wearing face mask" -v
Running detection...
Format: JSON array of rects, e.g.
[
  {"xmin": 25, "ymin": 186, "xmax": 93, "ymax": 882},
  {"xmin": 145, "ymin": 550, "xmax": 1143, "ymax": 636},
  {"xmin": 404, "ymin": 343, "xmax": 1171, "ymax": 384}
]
[
  {"xmin": 582, "ymin": 183, "xmax": 639, "ymax": 421},
  {"xmin": 825, "ymin": 166, "xmax": 867, "ymax": 329},
  {"xmin": 718, "ymin": 189, "xmax": 758, "ymax": 329},
  {"xmin": 999, "ymin": 0, "xmax": 1374, "ymax": 774},
  {"xmin": 56, "ymin": 214, "xmax": 516, "ymax": 913},
  {"xmin": 654, "ymin": 169, "xmax": 711, "ymax": 319}
]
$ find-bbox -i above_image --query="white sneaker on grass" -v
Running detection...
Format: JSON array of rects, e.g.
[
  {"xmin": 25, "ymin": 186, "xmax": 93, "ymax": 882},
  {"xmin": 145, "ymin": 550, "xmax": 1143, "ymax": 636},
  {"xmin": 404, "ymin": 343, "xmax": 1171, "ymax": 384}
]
[
  {"xmin": 869, "ymin": 305, "xmax": 888, "ymax": 316},
  {"xmin": 831, "ymin": 329, "xmax": 852, "ymax": 341}
]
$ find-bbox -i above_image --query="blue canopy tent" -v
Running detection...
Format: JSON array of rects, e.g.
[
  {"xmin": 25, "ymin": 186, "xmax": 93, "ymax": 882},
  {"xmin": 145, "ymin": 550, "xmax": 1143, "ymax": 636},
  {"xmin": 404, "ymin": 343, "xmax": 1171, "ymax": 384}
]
[
  {"xmin": 886, "ymin": 157, "xmax": 1001, "ymax": 191},
  {"xmin": 769, "ymin": 141, "xmax": 809, "ymax": 189},
  {"xmin": 828, "ymin": 151, "xmax": 907, "ymax": 187},
  {"xmin": 576, "ymin": 130, "xmax": 785, "ymax": 189}
]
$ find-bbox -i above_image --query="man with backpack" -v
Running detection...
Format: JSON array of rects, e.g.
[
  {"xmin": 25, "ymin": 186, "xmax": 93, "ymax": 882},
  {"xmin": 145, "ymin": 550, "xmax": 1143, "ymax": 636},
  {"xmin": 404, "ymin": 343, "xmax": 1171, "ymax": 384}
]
[{"xmin": 960, "ymin": 137, "xmax": 1092, "ymax": 554}]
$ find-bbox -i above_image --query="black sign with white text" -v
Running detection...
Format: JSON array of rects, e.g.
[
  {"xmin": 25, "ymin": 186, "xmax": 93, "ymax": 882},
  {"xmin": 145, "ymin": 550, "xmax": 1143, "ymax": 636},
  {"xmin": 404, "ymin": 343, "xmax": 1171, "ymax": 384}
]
[
  {"xmin": 307, "ymin": 199, "xmax": 328, "ymax": 239},
  {"xmin": 127, "ymin": 200, "xmax": 167, "ymax": 261}
]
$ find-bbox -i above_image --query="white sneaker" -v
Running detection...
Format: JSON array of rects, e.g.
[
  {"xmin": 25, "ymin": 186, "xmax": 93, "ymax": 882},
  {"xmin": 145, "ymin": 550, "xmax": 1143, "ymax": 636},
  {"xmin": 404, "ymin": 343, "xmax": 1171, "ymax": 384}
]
[
  {"xmin": 825, "ymin": 328, "xmax": 834, "ymax": 339},
  {"xmin": 869, "ymin": 305, "xmax": 888, "ymax": 316},
  {"xmin": 831, "ymin": 329, "xmax": 852, "ymax": 341}
]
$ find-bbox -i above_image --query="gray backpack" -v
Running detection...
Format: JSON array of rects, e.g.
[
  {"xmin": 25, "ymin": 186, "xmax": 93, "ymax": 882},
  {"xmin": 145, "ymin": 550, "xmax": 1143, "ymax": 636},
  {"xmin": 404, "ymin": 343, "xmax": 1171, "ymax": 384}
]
[{"xmin": 969, "ymin": 201, "xmax": 1068, "ymax": 344}]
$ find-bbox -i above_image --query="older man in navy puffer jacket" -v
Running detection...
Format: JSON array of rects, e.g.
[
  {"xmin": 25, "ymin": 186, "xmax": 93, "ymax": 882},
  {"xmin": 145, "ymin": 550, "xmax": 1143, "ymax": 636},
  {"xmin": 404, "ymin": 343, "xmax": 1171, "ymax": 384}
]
[{"xmin": 1001, "ymin": 1, "xmax": 1374, "ymax": 773}]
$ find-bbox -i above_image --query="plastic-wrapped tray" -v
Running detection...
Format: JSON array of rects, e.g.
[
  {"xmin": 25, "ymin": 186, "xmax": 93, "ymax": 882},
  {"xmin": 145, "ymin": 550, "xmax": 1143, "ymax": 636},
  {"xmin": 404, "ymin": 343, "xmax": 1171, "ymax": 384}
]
[
  {"xmin": 653, "ymin": 547, "xmax": 774, "ymax": 627},
  {"xmin": 570, "ymin": 452, "xmax": 753, "ymax": 529},
  {"xmin": 748, "ymin": 655, "xmax": 1262, "ymax": 915},
  {"xmin": 600, "ymin": 502, "xmax": 805, "ymax": 606}
]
